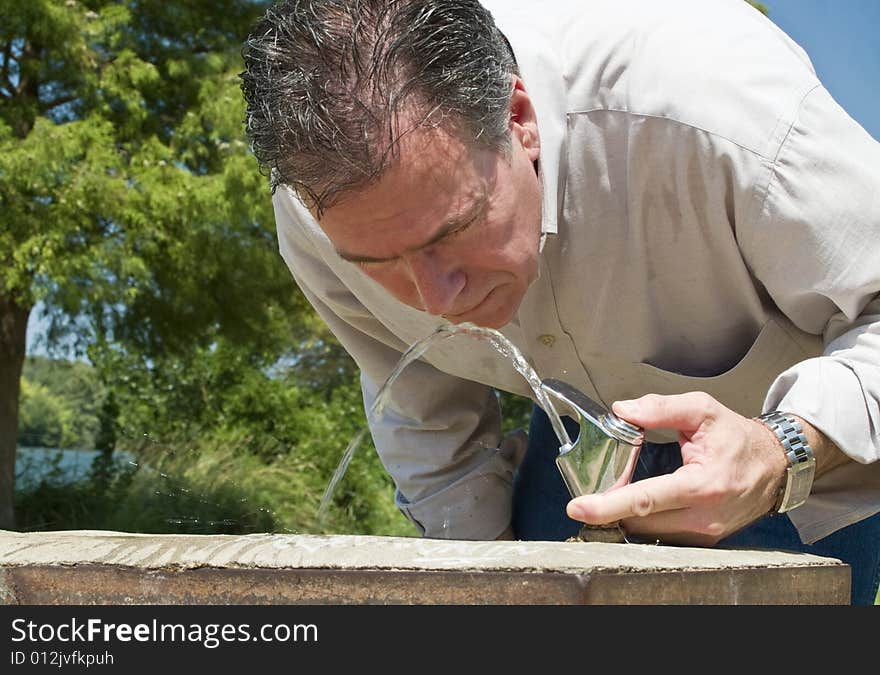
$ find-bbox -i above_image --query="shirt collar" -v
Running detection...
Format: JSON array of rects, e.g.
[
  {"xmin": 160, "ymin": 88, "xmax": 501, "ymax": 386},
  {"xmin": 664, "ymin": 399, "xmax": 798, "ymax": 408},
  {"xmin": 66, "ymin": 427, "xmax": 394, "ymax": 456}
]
[{"xmin": 488, "ymin": 6, "xmax": 568, "ymax": 239}]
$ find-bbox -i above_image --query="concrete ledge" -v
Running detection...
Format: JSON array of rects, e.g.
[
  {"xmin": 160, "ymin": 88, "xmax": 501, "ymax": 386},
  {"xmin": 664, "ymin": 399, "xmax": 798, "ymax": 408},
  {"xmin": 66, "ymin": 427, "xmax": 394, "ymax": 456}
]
[{"xmin": 0, "ymin": 530, "xmax": 850, "ymax": 605}]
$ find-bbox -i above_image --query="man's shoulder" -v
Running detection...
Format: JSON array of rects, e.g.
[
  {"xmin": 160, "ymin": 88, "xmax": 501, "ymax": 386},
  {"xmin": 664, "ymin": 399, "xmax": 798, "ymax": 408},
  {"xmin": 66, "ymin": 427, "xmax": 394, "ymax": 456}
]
[{"xmin": 488, "ymin": 0, "xmax": 820, "ymax": 156}]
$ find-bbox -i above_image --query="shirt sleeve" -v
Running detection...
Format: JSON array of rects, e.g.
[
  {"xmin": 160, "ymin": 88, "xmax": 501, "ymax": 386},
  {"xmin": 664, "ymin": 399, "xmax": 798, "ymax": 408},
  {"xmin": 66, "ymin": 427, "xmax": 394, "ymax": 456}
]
[
  {"xmin": 741, "ymin": 84, "xmax": 880, "ymax": 463},
  {"xmin": 272, "ymin": 190, "xmax": 518, "ymax": 540},
  {"xmin": 738, "ymin": 84, "xmax": 880, "ymax": 540}
]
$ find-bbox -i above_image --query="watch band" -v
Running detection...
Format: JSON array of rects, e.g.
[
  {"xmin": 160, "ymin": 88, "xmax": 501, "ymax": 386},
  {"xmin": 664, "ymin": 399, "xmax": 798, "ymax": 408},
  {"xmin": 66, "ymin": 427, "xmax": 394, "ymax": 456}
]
[{"xmin": 755, "ymin": 411, "xmax": 816, "ymax": 514}]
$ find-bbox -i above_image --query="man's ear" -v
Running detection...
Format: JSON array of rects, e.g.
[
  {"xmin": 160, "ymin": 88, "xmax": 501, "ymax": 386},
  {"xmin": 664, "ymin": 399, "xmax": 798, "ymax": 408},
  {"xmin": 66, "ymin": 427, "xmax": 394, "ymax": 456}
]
[{"xmin": 509, "ymin": 75, "xmax": 540, "ymax": 162}]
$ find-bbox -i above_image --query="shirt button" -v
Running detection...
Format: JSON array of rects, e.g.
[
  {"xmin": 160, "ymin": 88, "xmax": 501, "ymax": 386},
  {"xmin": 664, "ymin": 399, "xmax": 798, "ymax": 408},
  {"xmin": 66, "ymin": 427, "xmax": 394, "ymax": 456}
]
[{"xmin": 538, "ymin": 334, "xmax": 556, "ymax": 347}]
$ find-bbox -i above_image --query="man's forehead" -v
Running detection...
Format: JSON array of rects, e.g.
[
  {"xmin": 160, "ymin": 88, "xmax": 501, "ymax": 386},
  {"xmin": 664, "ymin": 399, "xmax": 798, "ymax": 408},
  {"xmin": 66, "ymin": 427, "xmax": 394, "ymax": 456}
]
[
  {"xmin": 315, "ymin": 132, "xmax": 498, "ymax": 261},
  {"xmin": 331, "ymin": 188, "xmax": 490, "ymax": 263},
  {"xmin": 323, "ymin": 166, "xmax": 489, "ymax": 233},
  {"xmin": 324, "ymin": 126, "xmax": 496, "ymax": 219},
  {"xmin": 387, "ymin": 122, "xmax": 482, "ymax": 179}
]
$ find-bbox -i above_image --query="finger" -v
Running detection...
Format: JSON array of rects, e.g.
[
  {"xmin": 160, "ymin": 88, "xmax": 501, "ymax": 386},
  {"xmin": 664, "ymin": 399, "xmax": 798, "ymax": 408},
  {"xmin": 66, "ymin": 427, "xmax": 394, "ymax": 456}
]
[
  {"xmin": 618, "ymin": 503, "xmax": 723, "ymax": 543},
  {"xmin": 612, "ymin": 391, "xmax": 719, "ymax": 432},
  {"xmin": 566, "ymin": 467, "xmax": 702, "ymax": 524}
]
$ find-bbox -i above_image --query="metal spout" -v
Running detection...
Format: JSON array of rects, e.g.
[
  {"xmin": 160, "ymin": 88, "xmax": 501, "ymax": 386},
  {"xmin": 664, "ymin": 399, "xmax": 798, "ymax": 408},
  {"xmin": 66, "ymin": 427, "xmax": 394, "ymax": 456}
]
[{"xmin": 540, "ymin": 379, "xmax": 645, "ymax": 499}]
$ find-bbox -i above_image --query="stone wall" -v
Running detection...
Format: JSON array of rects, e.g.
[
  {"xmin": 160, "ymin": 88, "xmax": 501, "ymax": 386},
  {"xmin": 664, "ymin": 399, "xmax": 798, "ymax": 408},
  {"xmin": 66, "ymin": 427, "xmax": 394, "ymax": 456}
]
[{"xmin": 0, "ymin": 530, "xmax": 850, "ymax": 604}]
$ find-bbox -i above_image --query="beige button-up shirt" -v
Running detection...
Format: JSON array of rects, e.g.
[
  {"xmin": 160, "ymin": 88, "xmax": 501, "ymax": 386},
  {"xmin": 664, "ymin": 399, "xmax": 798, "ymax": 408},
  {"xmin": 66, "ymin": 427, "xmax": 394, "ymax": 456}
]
[{"xmin": 273, "ymin": 0, "xmax": 880, "ymax": 543}]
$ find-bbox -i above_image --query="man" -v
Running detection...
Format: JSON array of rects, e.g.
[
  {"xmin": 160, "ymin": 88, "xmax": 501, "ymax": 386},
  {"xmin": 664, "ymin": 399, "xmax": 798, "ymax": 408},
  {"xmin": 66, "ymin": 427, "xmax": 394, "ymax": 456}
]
[{"xmin": 240, "ymin": 0, "xmax": 880, "ymax": 604}]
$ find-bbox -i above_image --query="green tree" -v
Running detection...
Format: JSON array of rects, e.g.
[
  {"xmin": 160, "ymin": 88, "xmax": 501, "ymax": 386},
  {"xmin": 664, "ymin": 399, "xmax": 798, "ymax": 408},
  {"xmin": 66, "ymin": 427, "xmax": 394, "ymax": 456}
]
[
  {"xmin": 18, "ymin": 355, "xmax": 104, "ymax": 448},
  {"xmin": 0, "ymin": 0, "xmax": 310, "ymax": 528},
  {"xmin": 747, "ymin": 2, "xmax": 770, "ymax": 16},
  {"xmin": 17, "ymin": 378, "xmax": 67, "ymax": 448}
]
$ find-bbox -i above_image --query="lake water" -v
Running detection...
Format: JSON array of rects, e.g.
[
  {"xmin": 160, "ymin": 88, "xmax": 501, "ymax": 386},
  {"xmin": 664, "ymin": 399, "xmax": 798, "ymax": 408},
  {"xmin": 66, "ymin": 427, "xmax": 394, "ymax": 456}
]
[{"xmin": 15, "ymin": 446, "xmax": 135, "ymax": 489}]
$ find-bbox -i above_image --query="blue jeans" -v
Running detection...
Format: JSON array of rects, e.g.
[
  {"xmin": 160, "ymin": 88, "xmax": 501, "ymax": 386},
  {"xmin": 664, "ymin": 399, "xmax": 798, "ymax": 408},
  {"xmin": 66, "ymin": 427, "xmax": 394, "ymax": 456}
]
[{"xmin": 512, "ymin": 405, "xmax": 880, "ymax": 605}]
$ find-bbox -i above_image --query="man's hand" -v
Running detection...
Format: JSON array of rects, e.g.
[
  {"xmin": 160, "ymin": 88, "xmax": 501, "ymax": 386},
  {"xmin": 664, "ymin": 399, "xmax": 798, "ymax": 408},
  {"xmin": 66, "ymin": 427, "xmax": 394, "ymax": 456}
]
[{"xmin": 565, "ymin": 392, "xmax": 845, "ymax": 546}]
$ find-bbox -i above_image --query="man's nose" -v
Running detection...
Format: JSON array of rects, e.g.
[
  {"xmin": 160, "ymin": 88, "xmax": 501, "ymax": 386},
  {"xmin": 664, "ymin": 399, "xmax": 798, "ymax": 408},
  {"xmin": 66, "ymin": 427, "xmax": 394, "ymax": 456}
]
[{"xmin": 405, "ymin": 250, "xmax": 465, "ymax": 316}]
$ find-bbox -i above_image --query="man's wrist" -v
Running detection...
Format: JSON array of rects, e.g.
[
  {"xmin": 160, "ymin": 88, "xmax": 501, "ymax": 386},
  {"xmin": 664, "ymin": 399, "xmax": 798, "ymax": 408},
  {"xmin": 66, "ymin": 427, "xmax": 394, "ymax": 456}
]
[
  {"xmin": 788, "ymin": 415, "xmax": 851, "ymax": 480},
  {"xmin": 755, "ymin": 411, "xmax": 816, "ymax": 514}
]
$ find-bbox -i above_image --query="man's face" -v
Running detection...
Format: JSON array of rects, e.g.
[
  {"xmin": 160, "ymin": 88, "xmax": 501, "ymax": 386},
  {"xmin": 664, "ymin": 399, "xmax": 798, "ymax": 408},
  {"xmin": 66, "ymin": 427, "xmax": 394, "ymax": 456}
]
[{"xmin": 317, "ymin": 83, "xmax": 543, "ymax": 329}]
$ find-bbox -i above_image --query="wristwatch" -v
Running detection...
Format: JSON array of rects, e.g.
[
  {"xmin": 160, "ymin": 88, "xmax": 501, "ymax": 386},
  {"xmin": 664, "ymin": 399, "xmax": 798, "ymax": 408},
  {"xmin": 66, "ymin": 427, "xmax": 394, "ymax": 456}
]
[{"xmin": 755, "ymin": 411, "xmax": 816, "ymax": 514}]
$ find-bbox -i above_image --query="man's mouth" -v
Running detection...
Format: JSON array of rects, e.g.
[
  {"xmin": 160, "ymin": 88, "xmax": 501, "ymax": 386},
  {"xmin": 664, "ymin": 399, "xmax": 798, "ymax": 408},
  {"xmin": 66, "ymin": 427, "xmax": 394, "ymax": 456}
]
[{"xmin": 442, "ymin": 286, "xmax": 500, "ymax": 322}]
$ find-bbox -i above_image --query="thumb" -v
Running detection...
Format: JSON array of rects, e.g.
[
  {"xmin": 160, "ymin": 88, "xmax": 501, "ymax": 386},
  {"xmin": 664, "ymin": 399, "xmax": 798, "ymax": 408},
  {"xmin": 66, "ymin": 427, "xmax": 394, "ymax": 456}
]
[{"xmin": 612, "ymin": 392, "xmax": 718, "ymax": 432}]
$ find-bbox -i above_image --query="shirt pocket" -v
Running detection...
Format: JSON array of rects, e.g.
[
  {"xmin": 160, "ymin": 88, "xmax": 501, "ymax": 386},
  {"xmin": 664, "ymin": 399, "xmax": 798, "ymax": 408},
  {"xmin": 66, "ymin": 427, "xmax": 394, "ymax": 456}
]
[{"xmin": 632, "ymin": 319, "xmax": 808, "ymax": 441}]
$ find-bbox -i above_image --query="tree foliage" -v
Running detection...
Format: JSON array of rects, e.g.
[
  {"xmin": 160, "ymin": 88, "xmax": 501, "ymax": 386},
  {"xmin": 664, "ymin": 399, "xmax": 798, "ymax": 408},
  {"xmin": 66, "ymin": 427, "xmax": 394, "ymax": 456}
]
[
  {"xmin": 0, "ymin": 0, "xmax": 314, "ymax": 527},
  {"xmin": 17, "ymin": 355, "xmax": 104, "ymax": 449},
  {"xmin": 747, "ymin": 2, "xmax": 770, "ymax": 16},
  {"xmin": 2, "ymin": 0, "xmax": 307, "ymax": 353}
]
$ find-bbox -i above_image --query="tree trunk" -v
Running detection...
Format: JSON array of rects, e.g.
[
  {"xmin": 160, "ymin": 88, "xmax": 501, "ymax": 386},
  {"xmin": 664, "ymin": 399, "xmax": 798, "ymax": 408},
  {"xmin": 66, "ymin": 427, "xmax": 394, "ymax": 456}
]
[{"xmin": 0, "ymin": 292, "xmax": 30, "ymax": 530}]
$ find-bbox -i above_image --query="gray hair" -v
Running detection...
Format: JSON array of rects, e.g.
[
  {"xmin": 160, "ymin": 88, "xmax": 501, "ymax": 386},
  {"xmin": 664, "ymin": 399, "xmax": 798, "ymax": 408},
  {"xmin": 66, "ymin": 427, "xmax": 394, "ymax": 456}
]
[{"xmin": 240, "ymin": 0, "xmax": 518, "ymax": 215}]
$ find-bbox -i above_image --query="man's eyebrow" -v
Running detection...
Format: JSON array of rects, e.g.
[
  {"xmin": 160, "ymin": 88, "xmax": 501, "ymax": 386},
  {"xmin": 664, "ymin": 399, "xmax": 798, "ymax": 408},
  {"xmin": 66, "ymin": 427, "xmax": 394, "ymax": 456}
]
[{"xmin": 336, "ymin": 193, "xmax": 489, "ymax": 264}]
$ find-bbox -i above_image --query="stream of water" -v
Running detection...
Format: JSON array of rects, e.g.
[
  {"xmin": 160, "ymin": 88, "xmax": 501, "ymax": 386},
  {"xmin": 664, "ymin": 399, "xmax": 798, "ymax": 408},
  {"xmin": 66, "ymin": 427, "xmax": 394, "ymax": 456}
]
[{"xmin": 317, "ymin": 321, "xmax": 571, "ymax": 524}]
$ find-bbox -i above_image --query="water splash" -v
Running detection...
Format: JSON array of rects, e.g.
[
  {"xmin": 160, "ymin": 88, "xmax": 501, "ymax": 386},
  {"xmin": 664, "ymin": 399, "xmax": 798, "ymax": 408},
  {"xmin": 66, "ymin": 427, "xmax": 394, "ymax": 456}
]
[
  {"xmin": 371, "ymin": 322, "xmax": 571, "ymax": 446},
  {"xmin": 318, "ymin": 321, "xmax": 572, "ymax": 524},
  {"xmin": 316, "ymin": 427, "xmax": 369, "ymax": 524}
]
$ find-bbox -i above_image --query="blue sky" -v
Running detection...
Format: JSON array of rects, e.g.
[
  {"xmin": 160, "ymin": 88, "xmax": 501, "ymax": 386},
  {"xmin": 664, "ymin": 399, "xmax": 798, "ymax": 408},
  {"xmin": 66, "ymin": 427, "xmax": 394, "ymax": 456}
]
[
  {"xmin": 25, "ymin": 0, "xmax": 880, "ymax": 355},
  {"xmin": 765, "ymin": 0, "xmax": 879, "ymax": 140}
]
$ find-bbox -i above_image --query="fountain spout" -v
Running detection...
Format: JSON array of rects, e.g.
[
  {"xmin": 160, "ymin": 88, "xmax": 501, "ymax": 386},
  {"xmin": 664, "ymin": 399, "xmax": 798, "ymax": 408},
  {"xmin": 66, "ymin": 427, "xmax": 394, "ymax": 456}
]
[{"xmin": 540, "ymin": 379, "xmax": 645, "ymax": 543}]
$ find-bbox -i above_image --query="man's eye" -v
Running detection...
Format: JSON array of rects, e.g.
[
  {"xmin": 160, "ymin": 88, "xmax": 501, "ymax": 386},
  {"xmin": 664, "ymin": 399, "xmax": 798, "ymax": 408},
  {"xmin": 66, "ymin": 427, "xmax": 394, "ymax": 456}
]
[{"xmin": 446, "ymin": 217, "xmax": 478, "ymax": 239}]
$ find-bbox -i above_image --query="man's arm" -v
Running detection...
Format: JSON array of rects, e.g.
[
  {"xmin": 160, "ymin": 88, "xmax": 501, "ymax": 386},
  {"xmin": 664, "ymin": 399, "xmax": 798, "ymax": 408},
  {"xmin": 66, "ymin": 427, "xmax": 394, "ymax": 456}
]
[
  {"xmin": 568, "ymin": 84, "xmax": 880, "ymax": 543},
  {"xmin": 747, "ymin": 85, "xmax": 880, "ymax": 470},
  {"xmin": 792, "ymin": 416, "xmax": 851, "ymax": 481}
]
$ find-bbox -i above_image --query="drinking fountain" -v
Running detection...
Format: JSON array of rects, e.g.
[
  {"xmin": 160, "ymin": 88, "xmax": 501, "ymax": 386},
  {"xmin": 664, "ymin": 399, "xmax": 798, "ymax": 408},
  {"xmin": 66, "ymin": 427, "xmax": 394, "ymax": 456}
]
[{"xmin": 540, "ymin": 378, "xmax": 645, "ymax": 543}]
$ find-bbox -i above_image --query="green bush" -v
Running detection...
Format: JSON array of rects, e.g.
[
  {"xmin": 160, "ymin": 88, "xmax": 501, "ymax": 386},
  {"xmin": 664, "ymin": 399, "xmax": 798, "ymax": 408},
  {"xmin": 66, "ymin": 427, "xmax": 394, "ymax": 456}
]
[{"xmin": 16, "ymin": 425, "xmax": 414, "ymax": 537}]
